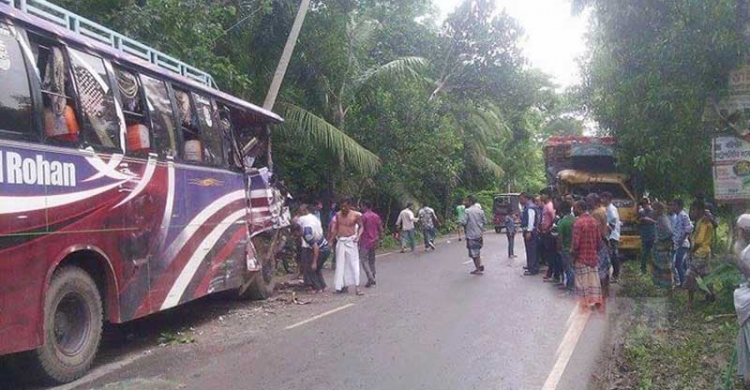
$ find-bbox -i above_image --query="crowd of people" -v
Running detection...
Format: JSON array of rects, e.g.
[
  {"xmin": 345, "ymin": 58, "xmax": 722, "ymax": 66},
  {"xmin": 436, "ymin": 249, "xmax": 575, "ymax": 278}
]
[
  {"xmin": 283, "ymin": 198, "xmax": 449, "ymax": 296},
  {"xmin": 508, "ymin": 189, "xmax": 718, "ymax": 311},
  {"xmin": 282, "ymin": 186, "xmax": 720, "ymax": 314}
]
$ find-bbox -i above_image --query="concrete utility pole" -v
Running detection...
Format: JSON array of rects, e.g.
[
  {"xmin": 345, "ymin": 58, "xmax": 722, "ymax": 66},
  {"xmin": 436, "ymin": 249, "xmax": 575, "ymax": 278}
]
[
  {"xmin": 262, "ymin": 0, "xmax": 311, "ymax": 110},
  {"xmin": 246, "ymin": 0, "xmax": 311, "ymax": 165}
]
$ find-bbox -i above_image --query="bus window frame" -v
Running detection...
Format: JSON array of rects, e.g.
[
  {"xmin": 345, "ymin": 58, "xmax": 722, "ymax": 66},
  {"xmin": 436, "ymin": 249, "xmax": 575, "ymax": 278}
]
[
  {"xmin": 0, "ymin": 22, "xmax": 40, "ymax": 143},
  {"xmin": 171, "ymin": 84, "xmax": 227, "ymax": 169},
  {"xmin": 110, "ymin": 63, "xmax": 157, "ymax": 158},
  {"xmin": 164, "ymin": 82, "xmax": 187, "ymax": 162},
  {"xmin": 135, "ymin": 72, "xmax": 182, "ymax": 160},
  {"xmin": 191, "ymin": 91, "xmax": 226, "ymax": 168},
  {"xmin": 66, "ymin": 44, "xmax": 124, "ymax": 154},
  {"xmin": 26, "ymin": 31, "xmax": 85, "ymax": 149},
  {"xmin": 215, "ymin": 100, "xmax": 245, "ymax": 173}
]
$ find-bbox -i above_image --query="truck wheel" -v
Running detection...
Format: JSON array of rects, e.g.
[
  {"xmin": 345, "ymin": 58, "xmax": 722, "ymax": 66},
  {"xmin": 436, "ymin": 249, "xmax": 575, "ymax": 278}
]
[{"xmin": 31, "ymin": 266, "xmax": 103, "ymax": 384}]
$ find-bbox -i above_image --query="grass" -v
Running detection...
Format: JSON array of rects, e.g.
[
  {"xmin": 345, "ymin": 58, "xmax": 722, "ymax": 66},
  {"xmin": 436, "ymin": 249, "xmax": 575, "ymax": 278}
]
[{"xmin": 610, "ymin": 261, "xmax": 744, "ymax": 389}]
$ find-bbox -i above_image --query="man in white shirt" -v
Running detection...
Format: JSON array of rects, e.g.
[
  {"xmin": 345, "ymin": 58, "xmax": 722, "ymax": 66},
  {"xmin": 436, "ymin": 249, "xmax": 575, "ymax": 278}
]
[
  {"xmin": 601, "ymin": 192, "xmax": 621, "ymax": 282},
  {"xmin": 521, "ymin": 192, "xmax": 540, "ymax": 276},
  {"xmin": 396, "ymin": 203, "xmax": 419, "ymax": 253},
  {"xmin": 295, "ymin": 204, "xmax": 330, "ymax": 293}
]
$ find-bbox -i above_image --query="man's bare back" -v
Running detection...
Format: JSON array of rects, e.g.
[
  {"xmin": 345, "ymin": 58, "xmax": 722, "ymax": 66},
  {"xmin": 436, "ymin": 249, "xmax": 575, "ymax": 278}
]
[{"xmin": 334, "ymin": 210, "xmax": 362, "ymax": 238}]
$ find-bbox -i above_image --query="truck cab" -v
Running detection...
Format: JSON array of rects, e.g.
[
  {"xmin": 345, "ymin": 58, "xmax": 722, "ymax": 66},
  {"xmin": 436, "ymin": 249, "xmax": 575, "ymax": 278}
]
[
  {"xmin": 492, "ymin": 193, "xmax": 521, "ymax": 233},
  {"xmin": 556, "ymin": 170, "xmax": 640, "ymax": 253},
  {"xmin": 544, "ymin": 136, "xmax": 640, "ymax": 255}
]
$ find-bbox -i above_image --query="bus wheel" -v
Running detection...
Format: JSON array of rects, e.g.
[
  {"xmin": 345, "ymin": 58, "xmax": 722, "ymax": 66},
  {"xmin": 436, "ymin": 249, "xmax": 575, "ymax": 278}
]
[
  {"xmin": 32, "ymin": 266, "xmax": 102, "ymax": 384},
  {"xmin": 238, "ymin": 235, "xmax": 277, "ymax": 300},
  {"xmin": 243, "ymin": 263, "xmax": 276, "ymax": 301}
]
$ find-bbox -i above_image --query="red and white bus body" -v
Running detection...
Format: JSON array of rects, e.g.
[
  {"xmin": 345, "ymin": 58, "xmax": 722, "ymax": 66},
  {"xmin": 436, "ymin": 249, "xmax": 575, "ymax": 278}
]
[{"xmin": 0, "ymin": 1, "xmax": 283, "ymax": 359}]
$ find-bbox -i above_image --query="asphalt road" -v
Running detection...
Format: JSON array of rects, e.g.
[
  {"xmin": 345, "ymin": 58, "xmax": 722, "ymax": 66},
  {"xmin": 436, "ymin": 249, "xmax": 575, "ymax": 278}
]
[{"xmin": 4, "ymin": 232, "xmax": 610, "ymax": 390}]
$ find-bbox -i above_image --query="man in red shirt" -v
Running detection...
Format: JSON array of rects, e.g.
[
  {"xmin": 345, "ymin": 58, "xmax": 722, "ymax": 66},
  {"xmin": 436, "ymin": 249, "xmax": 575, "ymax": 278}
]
[
  {"xmin": 359, "ymin": 201, "xmax": 383, "ymax": 287},
  {"xmin": 571, "ymin": 200, "xmax": 603, "ymax": 310}
]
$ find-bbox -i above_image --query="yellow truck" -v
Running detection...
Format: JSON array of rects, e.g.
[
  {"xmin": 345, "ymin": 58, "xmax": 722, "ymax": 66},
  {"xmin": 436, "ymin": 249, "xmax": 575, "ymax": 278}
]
[{"xmin": 544, "ymin": 137, "xmax": 640, "ymax": 254}]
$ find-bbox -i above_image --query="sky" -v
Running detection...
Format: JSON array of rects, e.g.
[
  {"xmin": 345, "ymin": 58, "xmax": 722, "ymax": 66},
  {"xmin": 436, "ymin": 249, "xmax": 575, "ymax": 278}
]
[{"xmin": 433, "ymin": 0, "xmax": 590, "ymax": 89}]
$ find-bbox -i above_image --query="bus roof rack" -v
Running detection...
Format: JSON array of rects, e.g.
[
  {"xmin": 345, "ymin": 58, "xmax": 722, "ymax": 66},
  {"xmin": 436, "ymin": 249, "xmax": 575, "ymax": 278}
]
[{"xmin": 5, "ymin": 0, "xmax": 218, "ymax": 90}]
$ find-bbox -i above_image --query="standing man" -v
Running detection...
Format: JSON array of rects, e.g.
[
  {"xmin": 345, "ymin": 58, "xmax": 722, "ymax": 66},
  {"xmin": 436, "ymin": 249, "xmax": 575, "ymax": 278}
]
[
  {"xmin": 521, "ymin": 192, "xmax": 540, "ymax": 276},
  {"xmin": 601, "ymin": 192, "xmax": 621, "ymax": 283},
  {"xmin": 329, "ymin": 198, "xmax": 364, "ymax": 295},
  {"xmin": 456, "ymin": 199, "xmax": 466, "ymax": 241},
  {"xmin": 464, "ymin": 195, "xmax": 487, "ymax": 275},
  {"xmin": 396, "ymin": 203, "xmax": 419, "ymax": 253},
  {"xmin": 685, "ymin": 200, "xmax": 715, "ymax": 309},
  {"xmin": 671, "ymin": 198, "xmax": 693, "ymax": 287},
  {"xmin": 505, "ymin": 212, "xmax": 517, "ymax": 258},
  {"xmin": 557, "ymin": 201, "xmax": 575, "ymax": 292},
  {"xmin": 587, "ymin": 193, "xmax": 611, "ymax": 297},
  {"xmin": 359, "ymin": 201, "xmax": 382, "ymax": 288},
  {"xmin": 571, "ymin": 200, "xmax": 604, "ymax": 310},
  {"xmin": 638, "ymin": 197, "xmax": 657, "ymax": 274},
  {"xmin": 540, "ymin": 189, "xmax": 559, "ymax": 283},
  {"xmin": 418, "ymin": 204, "xmax": 440, "ymax": 251},
  {"xmin": 296, "ymin": 204, "xmax": 330, "ymax": 293}
]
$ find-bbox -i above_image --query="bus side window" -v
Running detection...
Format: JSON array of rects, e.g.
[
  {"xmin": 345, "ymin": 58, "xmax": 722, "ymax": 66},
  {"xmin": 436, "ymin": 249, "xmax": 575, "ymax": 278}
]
[
  {"xmin": 30, "ymin": 37, "xmax": 80, "ymax": 145},
  {"xmin": 191, "ymin": 92, "xmax": 224, "ymax": 166},
  {"xmin": 141, "ymin": 74, "xmax": 177, "ymax": 158},
  {"xmin": 114, "ymin": 67, "xmax": 151, "ymax": 156},
  {"xmin": 173, "ymin": 88, "xmax": 202, "ymax": 162},
  {"xmin": 68, "ymin": 48, "xmax": 121, "ymax": 151},
  {"xmin": 0, "ymin": 23, "xmax": 35, "ymax": 141},
  {"xmin": 218, "ymin": 104, "xmax": 242, "ymax": 170}
]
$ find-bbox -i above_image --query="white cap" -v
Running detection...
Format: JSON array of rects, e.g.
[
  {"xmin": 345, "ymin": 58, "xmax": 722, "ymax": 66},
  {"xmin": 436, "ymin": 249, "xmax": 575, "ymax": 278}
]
[{"xmin": 737, "ymin": 214, "xmax": 750, "ymax": 231}]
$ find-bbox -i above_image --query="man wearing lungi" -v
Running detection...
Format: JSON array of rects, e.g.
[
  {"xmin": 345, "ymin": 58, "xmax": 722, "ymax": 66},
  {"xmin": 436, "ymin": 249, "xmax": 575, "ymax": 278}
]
[
  {"xmin": 464, "ymin": 195, "xmax": 487, "ymax": 275},
  {"xmin": 329, "ymin": 198, "xmax": 364, "ymax": 295}
]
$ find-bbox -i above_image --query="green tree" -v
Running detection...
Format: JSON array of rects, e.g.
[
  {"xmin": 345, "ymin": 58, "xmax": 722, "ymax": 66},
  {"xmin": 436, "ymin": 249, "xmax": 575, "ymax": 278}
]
[{"xmin": 577, "ymin": 0, "xmax": 747, "ymax": 197}]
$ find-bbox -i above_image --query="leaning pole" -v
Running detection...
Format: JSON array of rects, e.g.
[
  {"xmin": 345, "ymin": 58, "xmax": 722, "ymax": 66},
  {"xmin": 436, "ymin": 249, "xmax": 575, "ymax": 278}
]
[{"xmin": 246, "ymin": 0, "xmax": 312, "ymax": 168}]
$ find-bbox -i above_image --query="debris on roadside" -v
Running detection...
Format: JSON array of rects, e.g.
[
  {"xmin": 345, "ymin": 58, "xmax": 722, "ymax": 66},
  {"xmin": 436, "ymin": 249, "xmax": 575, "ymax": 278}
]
[{"xmin": 157, "ymin": 330, "xmax": 196, "ymax": 347}]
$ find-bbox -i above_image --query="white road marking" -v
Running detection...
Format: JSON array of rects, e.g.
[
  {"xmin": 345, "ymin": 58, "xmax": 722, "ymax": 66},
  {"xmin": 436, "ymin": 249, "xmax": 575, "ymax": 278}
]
[
  {"xmin": 540, "ymin": 307, "xmax": 591, "ymax": 390},
  {"xmin": 376, "ymin": 251, "xmax": 397, "ymax": 258},
  {"xmin": 462, "ymin": 260, "xmax": 473, "ymax": 264},
  {"xmin": 51, "ymin": 352, "xmax": 150, "ymax": 390},
  {"xmin": 285, "ymin": 303, "xmax": 355, "ymax": 330}
]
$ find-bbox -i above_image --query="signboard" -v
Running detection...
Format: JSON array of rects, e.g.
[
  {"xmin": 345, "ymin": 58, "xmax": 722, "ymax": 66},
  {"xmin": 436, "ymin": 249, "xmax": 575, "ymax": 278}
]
[
  {"xmin": 712, "ymin": 136, "xmax": 750, "ymax": 201},
  {"xmin": 704, "ymin": 65, "xmax": 750, "ymax": 141}
]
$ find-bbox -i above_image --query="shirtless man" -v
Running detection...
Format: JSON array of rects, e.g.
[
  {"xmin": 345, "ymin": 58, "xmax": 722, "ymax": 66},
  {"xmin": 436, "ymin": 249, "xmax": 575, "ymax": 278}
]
[{"xmin": 328, "ymin": 198, "xmax": 364, "ymax": 295}]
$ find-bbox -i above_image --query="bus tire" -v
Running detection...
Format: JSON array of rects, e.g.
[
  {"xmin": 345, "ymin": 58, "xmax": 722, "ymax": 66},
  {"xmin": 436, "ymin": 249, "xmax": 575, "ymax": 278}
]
[
  {"xmin": 242, "ymin": 267, "xmax": 275, "ymax": 301},
  {"xmin": 31, "ymin": 266, "xmax": 103, "ymax": 384}
]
